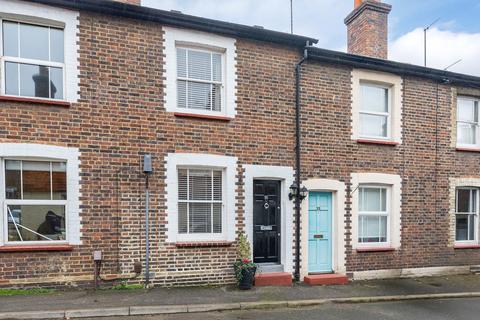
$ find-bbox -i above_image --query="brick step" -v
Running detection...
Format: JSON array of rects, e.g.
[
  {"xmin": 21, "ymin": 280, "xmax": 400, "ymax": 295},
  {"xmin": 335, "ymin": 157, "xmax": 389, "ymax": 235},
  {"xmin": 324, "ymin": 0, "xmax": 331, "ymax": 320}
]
[
  {"xmin": 304, "ymin": 273, "xmax": 349, "ymax": 286},
  {"xmin": 254, "ymin": 272, "xmax": 292, "ymax": 287}
]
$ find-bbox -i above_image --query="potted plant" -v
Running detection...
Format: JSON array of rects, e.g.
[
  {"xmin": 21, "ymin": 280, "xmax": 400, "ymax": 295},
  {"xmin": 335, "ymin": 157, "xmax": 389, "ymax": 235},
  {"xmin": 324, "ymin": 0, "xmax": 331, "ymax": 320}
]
[{"xmin": 233, "ymin": 233, "xmax": 257, "ymax": 290}]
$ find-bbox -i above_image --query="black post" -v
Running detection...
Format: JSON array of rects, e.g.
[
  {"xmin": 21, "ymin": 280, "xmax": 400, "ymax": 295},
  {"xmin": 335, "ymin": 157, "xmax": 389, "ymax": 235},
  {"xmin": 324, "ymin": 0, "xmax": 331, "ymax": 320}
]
[{"xmin": 294, "ymin": 46, "xmax": 308, "ymax": 282}]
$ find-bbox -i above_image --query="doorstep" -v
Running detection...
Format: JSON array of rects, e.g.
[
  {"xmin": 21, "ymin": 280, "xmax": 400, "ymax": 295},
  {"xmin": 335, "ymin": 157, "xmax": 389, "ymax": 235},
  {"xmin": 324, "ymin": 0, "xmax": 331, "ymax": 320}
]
[
  {"xmin": 304, "ymin": 273, "xmax": 349, "ymax": 286},
  {"xmin": 254, "ymin": 272, "xmax": 292, "ymax": 287}
]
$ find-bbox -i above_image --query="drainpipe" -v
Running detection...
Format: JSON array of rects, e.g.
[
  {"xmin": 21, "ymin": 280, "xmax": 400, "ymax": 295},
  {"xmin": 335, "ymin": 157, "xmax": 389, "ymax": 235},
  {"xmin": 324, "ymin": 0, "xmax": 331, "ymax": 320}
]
[{"xmin": 294, "ymin": 44, "xmax": 309, "ymax": 282}]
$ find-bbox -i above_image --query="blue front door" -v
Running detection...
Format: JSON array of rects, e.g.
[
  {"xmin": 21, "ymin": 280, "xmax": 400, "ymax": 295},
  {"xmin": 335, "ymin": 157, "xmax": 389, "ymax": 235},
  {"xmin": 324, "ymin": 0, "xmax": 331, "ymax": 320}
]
[{"xmin": 308, "ymin": 192, "xmax": 333, "ymax": 273}]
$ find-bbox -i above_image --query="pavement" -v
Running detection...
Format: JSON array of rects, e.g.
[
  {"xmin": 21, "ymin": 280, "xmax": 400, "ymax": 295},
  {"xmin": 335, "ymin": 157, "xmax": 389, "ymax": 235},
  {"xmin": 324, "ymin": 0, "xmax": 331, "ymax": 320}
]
[{"xmin": 0, "ymin": 274, "xmax": 479, "ymax": 319}]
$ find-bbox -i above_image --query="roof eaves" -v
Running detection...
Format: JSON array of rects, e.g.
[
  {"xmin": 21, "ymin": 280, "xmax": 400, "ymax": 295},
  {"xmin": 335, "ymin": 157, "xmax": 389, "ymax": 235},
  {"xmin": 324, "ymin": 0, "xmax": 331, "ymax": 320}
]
[
  {"xmin": 22, "ymin": 0, "xmax": 318, "ymax": 47},
  {"xmin": 307, "ymin": 47, "xmax": 480, "ymax": 89}
]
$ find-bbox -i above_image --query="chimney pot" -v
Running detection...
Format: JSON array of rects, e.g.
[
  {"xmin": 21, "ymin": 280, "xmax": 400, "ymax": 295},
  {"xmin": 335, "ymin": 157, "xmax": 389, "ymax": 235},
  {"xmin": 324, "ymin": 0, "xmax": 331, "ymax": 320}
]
[{"xmin": 354, "ymin": 0, "xmax": 363, "ymax": 8}]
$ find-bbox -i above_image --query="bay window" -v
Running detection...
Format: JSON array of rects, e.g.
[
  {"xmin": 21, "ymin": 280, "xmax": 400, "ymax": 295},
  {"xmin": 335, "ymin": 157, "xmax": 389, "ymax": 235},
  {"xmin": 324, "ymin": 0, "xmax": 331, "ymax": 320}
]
[
  {"xmin": 457, "ymin": 97, "xmax": 479, "ymax": 148},
  {"xmin": 4, "ymin": 159, "xmax": 67, "ymax": 243},
  {"xmin": 1, "ymin": 20, "xmax": 65, "ymax": 100},
  {"xmin": 358, "ymin": 186, "xmax": 389, "ymax": 245},
  {"xmin": 455, "ymin": 188, "xmax": 479, "ymax": 243}
]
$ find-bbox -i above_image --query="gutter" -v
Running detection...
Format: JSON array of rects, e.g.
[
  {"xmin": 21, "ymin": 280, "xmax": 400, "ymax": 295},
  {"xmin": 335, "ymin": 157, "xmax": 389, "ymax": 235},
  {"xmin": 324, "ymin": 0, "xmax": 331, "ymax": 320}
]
[{"xmin": 294, "ymin": 45, "xmax": 309, "ymax": 282}]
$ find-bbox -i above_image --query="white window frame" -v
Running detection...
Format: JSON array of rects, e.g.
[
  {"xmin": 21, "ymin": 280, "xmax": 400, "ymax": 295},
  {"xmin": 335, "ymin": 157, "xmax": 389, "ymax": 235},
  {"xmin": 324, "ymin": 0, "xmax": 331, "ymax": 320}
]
[
  {"xmin": 456, "ymin": 97, "xmax": 480, "ymax": 149},
  {"xmin": 0, "ymin": 143, "xmax": 81, "ymax": 247},
  {"xmin": 3, "ymin": 159, "xmax": 68, "ymax": 244},
  {"xmin": 177, "ymin": 167, "xmax": 224, "ymax": 235},
  {"xmin": 351, "ymin": 69, "xmax": 403, "ymax": 144},
  {"xmin": 176, "ymin": 45, "xmax": 225, "ymax": 113},
  {"xmin": 165, "ymin": 153, "xmax": 237, "ymax": 243},
  {"xmin": 359, "ymin": 83, "xmax": 391, "ymax": 140},
  {"xmin": 0, "ymin": 0, "xmax": 80, "ymax": 103},
  {"xmin": 164, "ymin": 26, "xmax": 237, "ymax": 118},
  {"xmin": 0, "ymin": 19, "xmax": 66, "ymax": 100},
  {"xmin": 351, "ymin": 173, "xmax": 402, "ymax": 250},
  {"xmin": 357, "ymin": 185, "xmax": 390, "ymax": 246},
  {"xmin": 455, "ymin": 187, "xmax": 479, "ymax": 245}
]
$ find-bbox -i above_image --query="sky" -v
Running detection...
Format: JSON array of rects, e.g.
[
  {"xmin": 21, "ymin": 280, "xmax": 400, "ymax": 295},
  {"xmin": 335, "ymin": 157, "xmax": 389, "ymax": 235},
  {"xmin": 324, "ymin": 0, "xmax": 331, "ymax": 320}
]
[{"xmin": 142, "ymin": 0, "xmax": 480, "ymax": 76}]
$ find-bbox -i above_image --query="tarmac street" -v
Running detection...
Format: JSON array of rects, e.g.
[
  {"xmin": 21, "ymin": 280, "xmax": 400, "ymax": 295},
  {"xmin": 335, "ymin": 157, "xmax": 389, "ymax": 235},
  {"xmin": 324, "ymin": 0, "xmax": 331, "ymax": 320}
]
[{"xmin": 79, "ymin": 298, "xmax": 480, "ymax": 320}]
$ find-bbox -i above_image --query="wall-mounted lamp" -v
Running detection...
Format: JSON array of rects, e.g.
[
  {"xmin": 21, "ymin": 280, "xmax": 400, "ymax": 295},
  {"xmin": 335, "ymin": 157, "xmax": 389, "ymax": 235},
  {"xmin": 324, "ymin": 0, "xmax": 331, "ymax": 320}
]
[{"xmin": 288, "ymin": 182, "xmax": 308, "ymax": 202}]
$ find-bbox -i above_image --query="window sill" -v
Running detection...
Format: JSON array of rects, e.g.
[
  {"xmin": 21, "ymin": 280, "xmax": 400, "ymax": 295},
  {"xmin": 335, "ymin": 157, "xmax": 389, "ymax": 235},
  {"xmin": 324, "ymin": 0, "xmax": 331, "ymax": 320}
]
[
  {"xmin": 0, "ymin": 244, "xmax": 74, "ymax": 252},
  {"xmin": 356, "ymin": 139, "xmax": 399, "ymax": 146},
  {"xmin": 456, "ymin": 147, "xmax": 480, "ymax": 153},
  {"xmin": 175, "ymin": 241, "xmax": 234, "ymax": 248},
  {"xmin": 454, "ymin": 244, "xmax": 480, "ymax": 249},
  {"xmin": 0, "ymin": 95, "xmax": 71, "ymax": 107},
  {"xmin": 174, "ymin": 112, "xmax": 233, "ymax": 121},
  {"xmin": 356, "ymin": 247, "xmax": 396, "ymax": 253}
]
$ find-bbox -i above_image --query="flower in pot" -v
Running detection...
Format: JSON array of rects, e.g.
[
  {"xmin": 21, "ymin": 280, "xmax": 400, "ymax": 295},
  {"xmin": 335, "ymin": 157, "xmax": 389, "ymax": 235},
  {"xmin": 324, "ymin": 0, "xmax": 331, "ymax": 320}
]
[{"xmin": 233, "ymin": 233, "xmax": 257, "ymax": 290}]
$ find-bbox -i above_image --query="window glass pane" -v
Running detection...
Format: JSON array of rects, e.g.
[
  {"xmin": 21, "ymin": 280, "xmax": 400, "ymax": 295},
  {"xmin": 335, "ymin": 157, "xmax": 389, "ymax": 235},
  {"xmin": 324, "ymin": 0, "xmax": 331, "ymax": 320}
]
[
  {"xmin": 5, "ymin": 160, "xmax": 21, "ymax": 199},
  {"xmin": 213, "ymin": 171, "xmax": 222, "ymax": 201},
  {"xmin": 457, "ymin": 123, "xmax": 476, "ymax": 145},
  {"xmin": 52, "ymin": 162, "xmax": 67, "ymax": 200},
  {"xmin": 3, "ymin": 21, "xmax": 19, "ymax": 57},
  {"xmin": 7, "ymin": 205, "xmax": 65, "ymax": 242},
  {"xmin": 189, "ymin": 203, "xmax": 212, "ymax": 233},
  {"xmin": 188, "ymin": 81, "xmax": 214, "ymax": 111},
  {"xmin": 212, "ymin": 53, "xmax": 222, "ymax": 82},
  {"xmin": 50, "ymin": 67, "xmax": 63, "ymax": 99},
  {"xmin": 213, "ymin": 203, "xmax": 222, "ymax": 233},
  {"xmin": 178, "ymin": 202, "xmax": 188, "ymax": 234},
  {"xmin": 457, "ymin": 189, "xmax": 472, "ymax": 213},
  {"xmin": 458, "ymin": 99, "xmax": 476, "ymax": 122},
  {"xmin": 359, "ymin": 215, "xmax": 387, "ymax": 243},
  {"xmin": 379, "ymin": 216, "xmax": 387, "ymax": 242},
  {"xmin": 360, "ymin": 187, "xmax": 384, "ymax": 212},
  {"xmin": 177, "ymin": 80, "xmax": 187, "ymax": 109},
  {"xmin": 19, "ymin": 23, "xmax": 49, "ymax": 61},
  {"xmin": 177, "ymin": 48, "xmax": 187, "ymax": 78},
  {"xmin": 188, "ymin": 50, "xmax": 212, "ymax": 81},
  {"xmin": 360, "ymin": 113, "xmax": 388, "ymax": 138},
  {"xmin": 5, "ymin": 62, "xmax": 19, "ymax": 96},
  {"xmin": 361, "ymin": 85, "xmax": 388, "ymax": 113},
  {"xmin": 469, "ymin": 214, "xmax": 475, "ymax": 240},
  {"xmin": 178, "ymin": 169, "xmax": 188, "ymax": 200},
  {"xmin": 455, "ymin": 214, "xmax": 471, "ymax": 241},
  {"xmin": 20, "ymin": 64, "xmax": 49, "ymax": 98},
  {"xmin": 22, "ymin": 161, "xmax": 51, "ymax": 200},
  {"xmin": 50, "ymin": 27, "xmax": 64, "ymax": 63},
  {"xmin": 212, "ymin": 84, "xmax": 222, "ymax": 112},
  {"xmin": 189, "ymin": 170, "xmax": 212, "ymax": 201}
]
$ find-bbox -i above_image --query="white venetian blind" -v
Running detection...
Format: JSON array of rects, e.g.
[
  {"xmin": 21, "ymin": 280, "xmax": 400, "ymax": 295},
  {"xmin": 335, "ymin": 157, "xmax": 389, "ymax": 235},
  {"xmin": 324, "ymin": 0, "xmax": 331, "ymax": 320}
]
[
  {"xmin": 178, "ymin": 168, "xmax": 223, "ymax": 234},
  {"xmin": 177, "ymin": 47, "xmax": 222, "ymax": 112}
]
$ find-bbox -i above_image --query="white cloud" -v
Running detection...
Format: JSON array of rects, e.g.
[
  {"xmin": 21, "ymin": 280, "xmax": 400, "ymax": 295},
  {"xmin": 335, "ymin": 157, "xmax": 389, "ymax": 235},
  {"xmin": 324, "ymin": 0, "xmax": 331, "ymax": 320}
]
[{"xmin": 390, "ymin": 27, "xmax": 480, "ymax": 76}]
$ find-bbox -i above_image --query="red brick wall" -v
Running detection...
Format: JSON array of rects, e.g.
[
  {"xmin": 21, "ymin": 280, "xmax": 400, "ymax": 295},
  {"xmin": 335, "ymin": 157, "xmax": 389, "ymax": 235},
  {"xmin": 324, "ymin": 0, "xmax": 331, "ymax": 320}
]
[
  {"xmin": 0, "ymin": 10, "xmax": 301, "ymax": 287},
  {"xmin": 300, "ymin": 61, "xmax": 480, "ymax": 273}
]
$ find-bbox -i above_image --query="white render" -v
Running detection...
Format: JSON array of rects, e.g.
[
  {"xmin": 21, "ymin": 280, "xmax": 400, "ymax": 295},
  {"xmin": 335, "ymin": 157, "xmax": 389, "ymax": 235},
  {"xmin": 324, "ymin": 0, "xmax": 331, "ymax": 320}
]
[
  {"xmin": 0, "ymin": 143, "xmax": 81, "ymax": 246},
  {"xmin": 165, "ymin": 153, "xmax": 238, "ymax": 243},
  {"xmin": 0, "ymin": 0, "xmax": 80, "ymax": 102},
  {"xmin": 353, "ymin": 265, "xmax": 471, "ymax": 281},
  {"xmin": 243, "ymin": 165, "xmax": 294, "ymax": 273},
  {"xmin": 163, "ymin": 26, "xmax": 237, "ymax": 118},
  {"xmin": 351, "ymin": 69, "xmax": 403, "ymax": 143},
  {"xmin": 350, "ymin": 172, "xmax": 402, "ymax": 250},
  {"xmin": 300, "ymin": 179, "xmax": 346, "ymax": 279}
]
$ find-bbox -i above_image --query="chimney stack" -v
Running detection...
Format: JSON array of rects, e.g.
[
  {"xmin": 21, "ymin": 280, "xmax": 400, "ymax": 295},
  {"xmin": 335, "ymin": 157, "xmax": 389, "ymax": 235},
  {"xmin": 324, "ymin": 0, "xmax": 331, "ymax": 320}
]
[
  {"xmin": 113, "ymin": 0, "xmax": 141, "ymax": 5},
  {"xmin": 345, "ymin": 0, "xmax": 392, "ymax": 59}
]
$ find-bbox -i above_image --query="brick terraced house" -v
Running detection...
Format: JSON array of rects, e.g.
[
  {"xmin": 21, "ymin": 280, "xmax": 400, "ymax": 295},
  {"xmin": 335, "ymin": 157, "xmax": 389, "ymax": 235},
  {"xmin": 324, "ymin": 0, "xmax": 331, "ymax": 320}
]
[{"xmin": 0, "ymin": 0, "xmax": 480, "ymax": 288}]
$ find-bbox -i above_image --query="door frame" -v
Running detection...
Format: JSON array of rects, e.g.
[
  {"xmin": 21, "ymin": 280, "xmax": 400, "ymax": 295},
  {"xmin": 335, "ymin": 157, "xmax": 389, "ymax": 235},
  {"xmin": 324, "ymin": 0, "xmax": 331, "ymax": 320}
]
[
  {"xmin": 301, "ymin": 179, "xmax": 346, "ymax": 279},
  {"xmin": 243, "ymin": 165, "xmax": 294, "ymax": 273}
]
